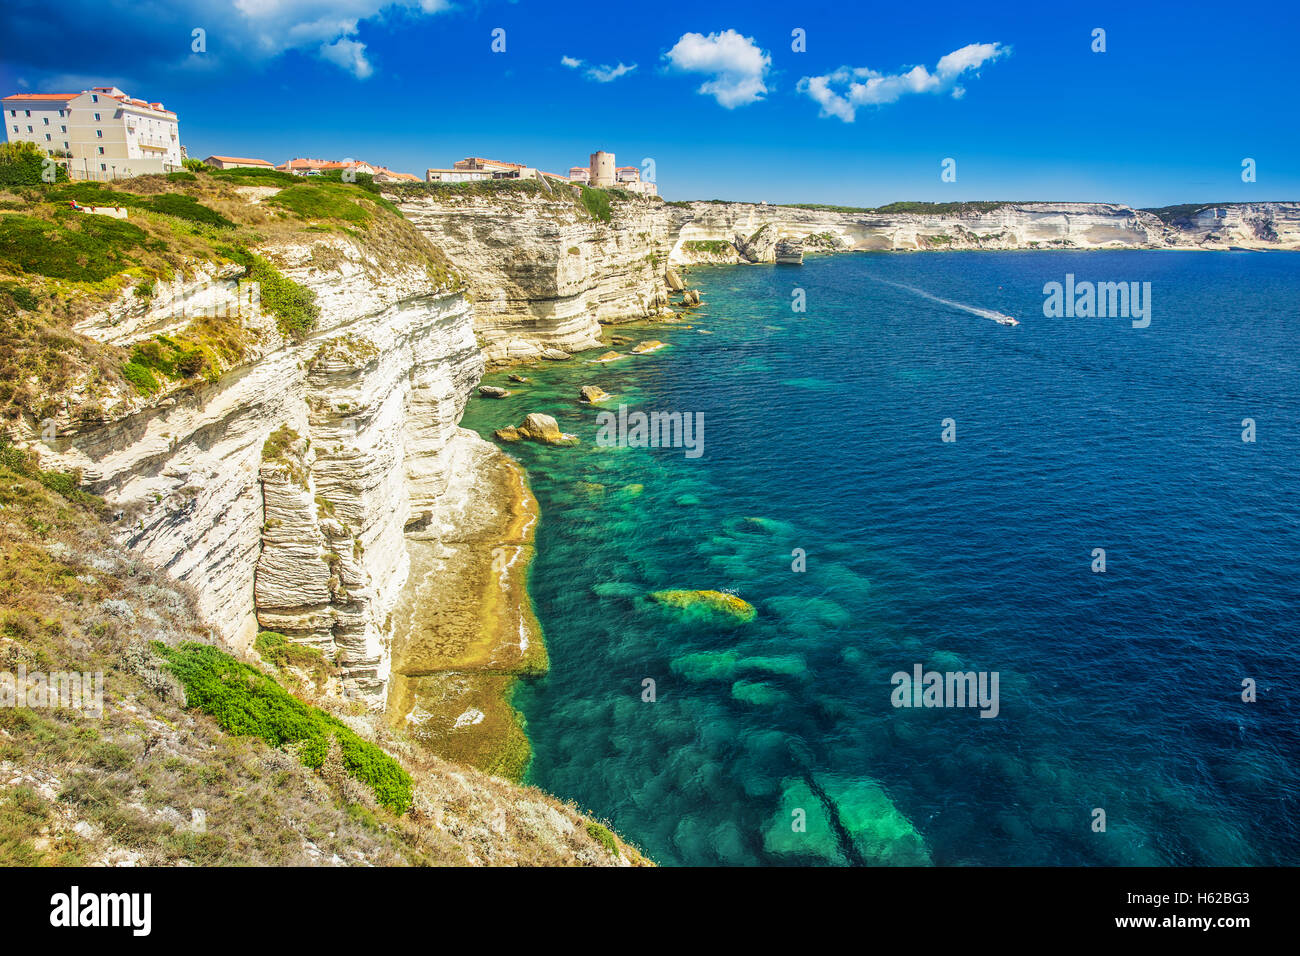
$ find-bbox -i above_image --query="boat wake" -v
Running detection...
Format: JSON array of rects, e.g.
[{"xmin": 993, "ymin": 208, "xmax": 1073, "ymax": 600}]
[{"xmin": 870, "ymin": 277, "xmax": 1019, "ymax": 326}]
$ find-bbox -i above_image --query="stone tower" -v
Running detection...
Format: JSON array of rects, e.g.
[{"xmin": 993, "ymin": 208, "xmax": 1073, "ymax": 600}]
[{"xmin": 589, "ymin": 150, "xmax": 615, "ymax": 188}]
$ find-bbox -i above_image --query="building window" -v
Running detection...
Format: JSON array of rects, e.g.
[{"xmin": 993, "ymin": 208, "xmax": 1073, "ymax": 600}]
[
  {"xmin": 7, "ymin": 110, "xmax": 13, "ymax": 117},
  {"xmin": 63, "ymin": 142, "xmax": 68, "ymax": 149},
  {"xmin": 24, "ymin": 110, "xmax": 30, "ymax": 117},
  {"xmin": 44, "ymin": 133, "xmax": 50, "ymax": 141},
  {"xmin": 42, "ymin": 117, "xmax": 49, "ymax": 125},
  {"xmin": 26, "ymin": 125, "xmax": 32, "ymax": 133},
  {"xmin": 97, "ymin": 147, "xmax": 104, "ymax": 155},
  {"xmin": 60, "ymin": 125, "xmax": 66, "ymax": 133},
  {"xmin": 100, "ymin": 163, "xmax": 106, "ymax": 171},
  {"xmin": 91, "ymin": 95, "xmax": 98, "ymax": 103},
  {"xmin": 96, "ymin": 130, "xmax": 102, "ymax": 138},
  {"xmin": 93, "ymin": 112, "xmax": 100, "ymax": 121}
]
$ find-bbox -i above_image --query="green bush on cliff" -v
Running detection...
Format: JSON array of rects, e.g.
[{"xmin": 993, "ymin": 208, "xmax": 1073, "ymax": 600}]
[
  {"xmin": 153, "ymin": 641, "xmax": 414, "ymax": 814},
  {"xmin": 223, "ymin": 246, "xmax": 319, "ymax": 341},
  {"xmin": 579, "ymin": 185, "xmax": 612, "ymax": 223},
  {"xmin": 586, "ymin": 821, "xmax": 619, "ymax": 856}
]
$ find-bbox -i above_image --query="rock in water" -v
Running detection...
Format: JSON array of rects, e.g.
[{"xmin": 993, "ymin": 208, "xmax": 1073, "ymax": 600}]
[
  {"xmin": 594, "ymin": 350, "xmax": 624, "ymax": 362},
  {"xmin": 508, "ymin": 374, "xmax": 528, "ymax": 383},
  {"xmin": 682, "ymin": 289, "xmax": 702, "ymax": 306},
  {"xmin": 630, "ymin": 340, "xmax": 666, "ymax": 354},
  {"xmin": 665, "ymin": 268, "xmax": 685, "ymax": 291},
  {"xmin": 648, "ymin": 589, "xmax": 756, "ymax": 625},
  {"xmin": 478, "ymin": 385, "xmax": 511, "ymax": 399},
  {"xmin": 541, "ymin": 348, "xmax": 571, "ymax": 361},
  {"xmin": 579, "ymin": 385, "xmax": 611, "ymax": 404},
  {"xmin": 497, "ymin": 413, "xmax": 578, "ymax": 446}
]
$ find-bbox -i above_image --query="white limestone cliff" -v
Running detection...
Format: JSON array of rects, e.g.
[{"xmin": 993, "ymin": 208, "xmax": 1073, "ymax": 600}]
[
  {"xmin": 36, "ymin": 236, "xmax": 484, "ymax": 701},
  {"xmin": 395, "ymin": 185, "xmax": 675, "ymax": 364}
]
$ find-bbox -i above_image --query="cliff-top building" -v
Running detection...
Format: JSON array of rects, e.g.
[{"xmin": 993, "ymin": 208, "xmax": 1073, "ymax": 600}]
[
  {"xmin": 423, "ymin": 150, "xmax": 656, "ymax": 195},
  {"xmin": 204, "ymin": 155, "xmax": 273, "ymax": 170},
  {"xmin": 3, "ymin": 86, "xmax": 182, "ymax": 179},
  {"xmin": 587, "ymin": 150, "xmax": 656, "ymax": 196}
]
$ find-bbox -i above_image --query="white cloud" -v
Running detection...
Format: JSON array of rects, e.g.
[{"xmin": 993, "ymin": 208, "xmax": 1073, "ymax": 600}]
[
  {"xmin": 562, "ymin": 56, "xmax": 637, "ymax": 82},
  {"xmin": 221, "ymin": 0, "xmax": 452, "ymax": 76},
  {"xmin": 798, "ymin": 41, "xmax": 1010, "ymax": 122},
  {"xmin": 586, "ymin": 62, "xmax": 636, "ymax": 82},
  {"xmin": 664, "ymin": 29, "xmax": 771, "ymax": 108},
  {"xmin": 318, "ymin": 37, "xmax": 373, "ymax": 79}
]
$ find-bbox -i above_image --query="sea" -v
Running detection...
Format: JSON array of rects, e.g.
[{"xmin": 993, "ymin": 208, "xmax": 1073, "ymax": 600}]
[{"xmin": 461, "ymin": 250, "xmax": 1300, "ymax": 866}]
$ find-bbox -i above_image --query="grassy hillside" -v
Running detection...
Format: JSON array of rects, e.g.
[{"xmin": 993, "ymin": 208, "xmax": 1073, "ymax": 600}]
[{"xmin": 0, "ymin": 441, "xmax": 648, "ymax": 866}]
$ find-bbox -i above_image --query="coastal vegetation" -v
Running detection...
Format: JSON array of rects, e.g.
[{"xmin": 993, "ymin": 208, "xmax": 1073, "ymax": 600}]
[
  {"xmin": 683, "ymin": 239, "xmax": 735, "ymax": 255},
  {"xmin": 0, "ymin": 165, "xmax": 455, "ymax": 420},
  {"xmin": 153, "ymin": 641, "xmax": 414, "ymax": 814}
]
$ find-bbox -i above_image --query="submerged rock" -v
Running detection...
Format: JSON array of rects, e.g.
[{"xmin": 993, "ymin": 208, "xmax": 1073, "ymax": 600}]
[
  {"xmin": 541, "ymin": 348, "xmax": 571, "ymax": 361},
  {"xmin": 648, "ymin": 589, "xmax": 756, "ymax": 625},
  {"xmin": 496, "ymin": 413, "xmax": 578, "ymax": 446},
  {"xmin": 630, "ymin": 340, "xmax": 666, "ymax": 354},
  {"xmin": 478, "ymin": 385, "xmax": 511, "ymax": 399},
  {"xmin": 508, "ymin": 374, "xmax": 528, "ymax": 383},
  {"xmin": 594, "ymin": 351, "xmax": 624, "ymax": 363},
  {"xmin": 579, "ymin": 385, "xmax": 612, "ymax": 404}
]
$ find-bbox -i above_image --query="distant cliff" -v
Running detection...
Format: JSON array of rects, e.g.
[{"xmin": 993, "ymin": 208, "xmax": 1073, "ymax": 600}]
[{"xmin": 666, "ymin": 200, "xmax": 1300, "ymax": 262}]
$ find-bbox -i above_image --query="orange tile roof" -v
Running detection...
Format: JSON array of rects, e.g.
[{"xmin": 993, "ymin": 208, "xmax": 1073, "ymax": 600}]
[
  {"xmin": 207, "ymin": 156, "xmax": 273, "ymax": 166},
  {"xmin": 3, "ymin": 93, "xmax": 76, "ymax": 101}
]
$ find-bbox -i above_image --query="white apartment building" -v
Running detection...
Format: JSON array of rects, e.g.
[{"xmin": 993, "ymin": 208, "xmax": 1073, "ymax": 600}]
[{"xmin": 3, "ymin": 86, "xmax": 182, "ymax": 179}]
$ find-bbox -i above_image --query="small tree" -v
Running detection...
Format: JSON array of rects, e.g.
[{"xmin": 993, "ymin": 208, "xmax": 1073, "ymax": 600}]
[{"xmin": 0, "ymin": 141, "xmax": 69, "ymax": 185}]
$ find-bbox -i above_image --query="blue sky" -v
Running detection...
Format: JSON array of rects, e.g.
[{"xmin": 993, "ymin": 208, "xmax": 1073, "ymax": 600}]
[{"xmin": 2, "ymin": 0, "xmax": 1297, "ymax": 207}]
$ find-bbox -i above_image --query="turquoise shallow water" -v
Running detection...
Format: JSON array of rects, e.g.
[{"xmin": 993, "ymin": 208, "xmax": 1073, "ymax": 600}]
[{"xmin": 461, "ymin": 251, "xmax": 1300, "ymax": 866}]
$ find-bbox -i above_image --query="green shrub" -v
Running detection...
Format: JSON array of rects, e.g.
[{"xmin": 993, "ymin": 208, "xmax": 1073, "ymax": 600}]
[
  {"xmin": 579, "ymin": 185, "xmax": 612, "ymax": 223},
  {"xmin": 166, "ymin": 171, "xmax": 197, "ymax": 183},
  {"xmin": 0, "ymin": 282, "xmax": 39, "ymax": 310},
  {"xmin": 0, "ymin": 142, "xmax": 69, "ymax": 186},
  {"xmin": 255, "ymin": 631, "xmax": 332, "ymax": 684},
  {"xmin": 154, "ymin": 641, "xmax": 414, "ymax": 814},
  {"xmin": 121, "ymin": 361, "xmax": 160, "ymax": 394},
  {"xmin": 262, "ymin": 425, "xmax": 300, "ymax": 462},
  {"xmin": 146, "ymin": 193, "xmax": 234, "ymax": 228},
  {"xmin": 221, "ymin": 247, "xmax": 319, "ymax": 341},
  {"xmin": 586, "ymin": 821, "xmax": 619, "ymax": 856}
]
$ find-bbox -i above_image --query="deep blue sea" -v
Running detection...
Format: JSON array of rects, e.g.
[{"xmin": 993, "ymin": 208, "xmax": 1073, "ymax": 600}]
[{"xmin": 463, "ymin": 250, "xmax": 1300, "ymax": 866}]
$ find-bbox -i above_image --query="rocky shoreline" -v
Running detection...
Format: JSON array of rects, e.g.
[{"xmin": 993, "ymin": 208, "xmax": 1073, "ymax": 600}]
[{"xmin": 385, "ymin": 431, "xmax": 546, "ymax": 779}]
